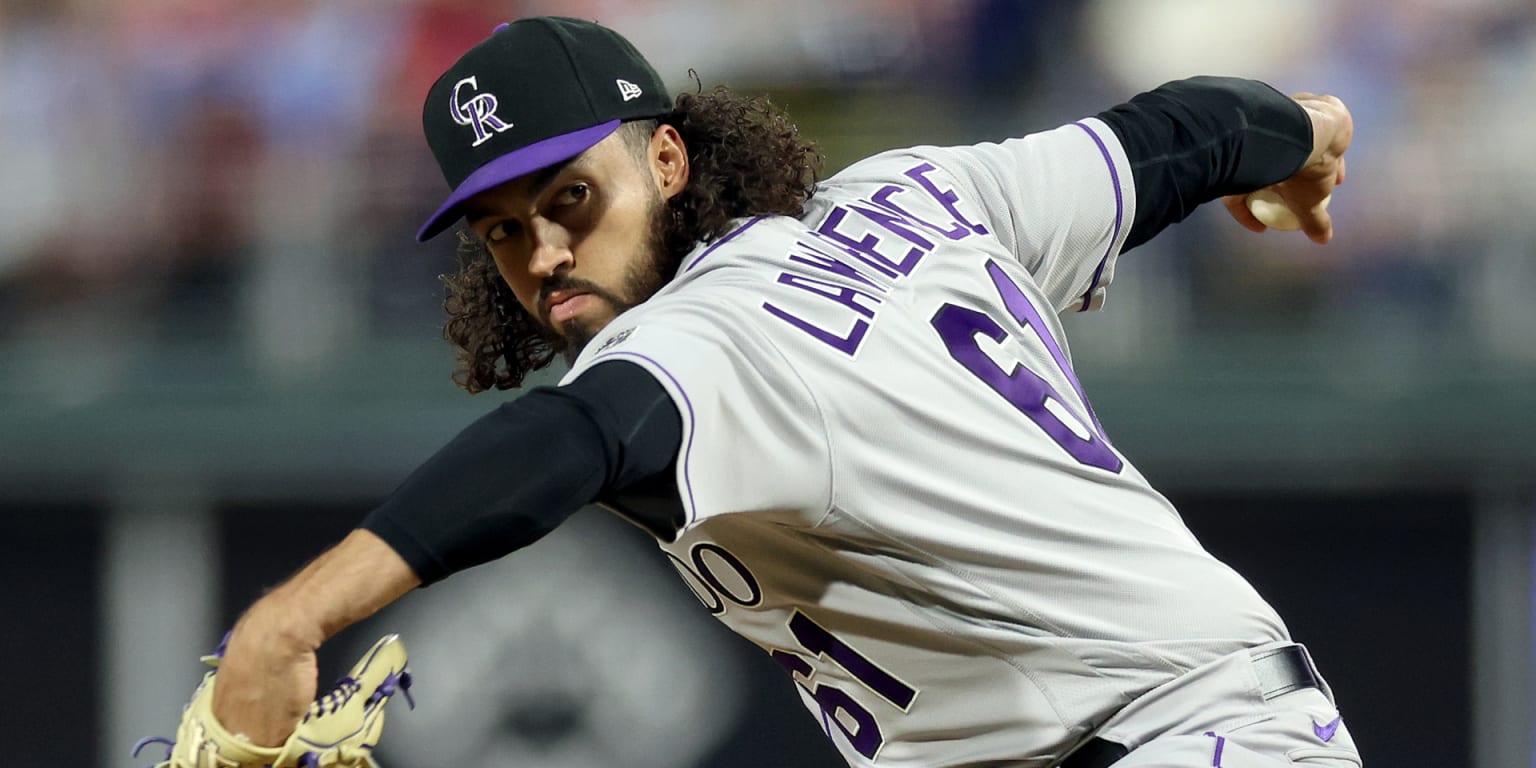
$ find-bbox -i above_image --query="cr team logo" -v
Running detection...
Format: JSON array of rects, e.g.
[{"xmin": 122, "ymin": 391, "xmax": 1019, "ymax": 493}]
[{"xmin": 450, "ymin": 76, "xmax": 513, "ymax": 147}]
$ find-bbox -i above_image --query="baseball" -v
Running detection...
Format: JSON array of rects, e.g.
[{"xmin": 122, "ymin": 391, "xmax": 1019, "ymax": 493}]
[{"xmin": 1245, "ymin": 188, "xmax": 1330, "ymax": 231}]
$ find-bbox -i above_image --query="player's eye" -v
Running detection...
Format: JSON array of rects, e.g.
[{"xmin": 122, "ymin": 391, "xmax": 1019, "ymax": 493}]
[
  {"xmin": 485, "ymin": 220, "xmax": 519, "ymax": 244},
  {"xmin": 554, "ymin": 182, "xmax": 590, "ymax": 207}
]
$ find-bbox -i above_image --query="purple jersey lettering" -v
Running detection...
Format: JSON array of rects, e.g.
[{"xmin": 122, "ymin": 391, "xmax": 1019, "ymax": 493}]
[
  {"xmin": 905, "ymin": 162, "xmax": 989, "ymax": 236},
  {"xmin": 761, "ymin": 165, "xmax": 983, "ymax": 355}
]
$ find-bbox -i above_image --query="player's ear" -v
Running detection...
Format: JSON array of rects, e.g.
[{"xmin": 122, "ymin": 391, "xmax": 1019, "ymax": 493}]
[{"xmin": 650, "ymin": 123, "xmax": 689, "ymax": 200}]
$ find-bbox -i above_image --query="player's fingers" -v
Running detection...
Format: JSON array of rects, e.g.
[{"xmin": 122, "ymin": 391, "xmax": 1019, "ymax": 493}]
[
  {"xmin": 1222, "ymin": 194, "xmax": 1268, "ymax": 233},
  {"xmin": 1336, "ymin": 156, "xmax": 1347, "ymax": 186},
  {"xmin": 1302, "ymin": 205, "xmax": 1333, "ymax": 245}
]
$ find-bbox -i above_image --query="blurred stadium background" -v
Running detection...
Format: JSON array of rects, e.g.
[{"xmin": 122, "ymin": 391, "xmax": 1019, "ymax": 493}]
[{"xmin": 1, "ymin": 0, "xmax": 1533, "ymax": 766}]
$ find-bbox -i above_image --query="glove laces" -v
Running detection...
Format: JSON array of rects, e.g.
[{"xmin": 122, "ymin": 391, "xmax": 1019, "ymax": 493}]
[
  {"xmin": 130, "ymin": 736, "xmax": 175, "ymax": 767},
  {"xmin": 305, "ymin": 676, "xmax": 363, "ymax": 721},
  {"xmin": 132, "ymin": 634, "xmax": 414, "ymax": 768}
]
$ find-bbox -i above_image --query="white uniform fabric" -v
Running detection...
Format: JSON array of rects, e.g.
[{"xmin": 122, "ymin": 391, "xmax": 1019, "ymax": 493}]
[
  {"xmin": 562, "ymin": 118, "xmax": 1330, "ymax": 766},
  {"xmin": 1094, "ymin": 641, "xmax": 1359, "ymax": 768}
]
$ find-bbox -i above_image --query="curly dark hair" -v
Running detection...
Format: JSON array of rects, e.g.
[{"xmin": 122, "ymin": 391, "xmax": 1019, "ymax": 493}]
[{"xmin": 440, "ymin": 87, "xmax": 824, "ymax": 393}]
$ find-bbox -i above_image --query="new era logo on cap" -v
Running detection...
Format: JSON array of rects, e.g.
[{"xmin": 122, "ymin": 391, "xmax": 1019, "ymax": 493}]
[{"xmin": 417, "ymin": 17, "xmax": 672, "ymax": 241}]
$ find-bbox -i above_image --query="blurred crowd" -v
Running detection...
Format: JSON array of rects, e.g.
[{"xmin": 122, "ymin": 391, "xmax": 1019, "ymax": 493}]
[
  {"xmin": 1, "ymin": 0, "xmax": 1533, "ymax": 373},
  {"xmin": 0, "ymin": 0, "xmax": 511, "ymax": 368}
]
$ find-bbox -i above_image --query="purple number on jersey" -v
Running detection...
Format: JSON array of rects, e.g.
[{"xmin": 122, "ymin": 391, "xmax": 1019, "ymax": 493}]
[
  {"xmin": 771, "ymin": 650, "xmax": 885, "ymax": 758},
  {"xmin": 786, "ymin": 611, "xmax": 917, "ymax": 710},
  {"xmin": 770, "ymin": 610, "xmax": 919, "ymax": 760},
  {"xmin": 932, "ymin": 260, "xmax": 1123, "ymax": 473}
]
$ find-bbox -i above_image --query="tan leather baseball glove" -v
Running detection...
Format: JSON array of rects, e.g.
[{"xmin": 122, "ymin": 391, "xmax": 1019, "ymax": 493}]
[{"xmin": 134, "ymin": 634, "xmax": 413, "ymax": 768}]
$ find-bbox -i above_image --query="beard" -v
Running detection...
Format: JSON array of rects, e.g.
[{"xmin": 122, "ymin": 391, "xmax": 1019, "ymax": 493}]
[{"xmin": 539, "ymin": 191, "xmax": 681, "ymax": 365}]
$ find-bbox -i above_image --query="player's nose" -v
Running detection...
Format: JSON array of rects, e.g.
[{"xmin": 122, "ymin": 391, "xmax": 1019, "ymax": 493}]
[{"xmin": 527, "ymin": 220, "xmax": 573, "ymax": 278}]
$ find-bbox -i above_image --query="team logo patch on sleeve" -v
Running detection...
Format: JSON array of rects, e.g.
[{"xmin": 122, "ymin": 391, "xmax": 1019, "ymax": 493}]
[{"xmin": 597, "ymin": 327, "xmax": 635, "ymax": 352}]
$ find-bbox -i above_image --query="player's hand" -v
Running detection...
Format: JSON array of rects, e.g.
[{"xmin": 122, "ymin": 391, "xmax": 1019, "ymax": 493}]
[
  {"xmin": 211, "ymin": 602, "xmax": 321, "ymax": 746},
  {"xmin": 204, "ymin": 530, "xmax": 419, "ymax": 749},
  {"xmin": 1223, "ymin": 92, "xmax": 1353, "ymax": 244},
  {"xmin": 137, "ymin": 631, "xmax": 410, "ymax": 767}
]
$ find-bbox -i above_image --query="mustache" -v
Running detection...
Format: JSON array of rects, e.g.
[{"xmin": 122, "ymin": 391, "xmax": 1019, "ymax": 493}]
[
  {"xmin": 535, "ymin": 275, "xmax": 605, "ymax": 308},
  {"xmin": 535, "ymin": 275, "xmax": 625, "ymax": 326}
]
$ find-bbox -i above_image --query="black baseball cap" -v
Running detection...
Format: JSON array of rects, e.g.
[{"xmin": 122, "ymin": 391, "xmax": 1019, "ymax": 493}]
[{"xmin": 417, "ymin": 17, "xmax": 672, "ymax": 241}]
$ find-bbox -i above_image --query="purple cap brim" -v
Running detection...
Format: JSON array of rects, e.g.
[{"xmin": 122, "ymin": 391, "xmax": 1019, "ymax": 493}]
[{"xmin": 416, "ymin": 119, "xmax": 622, "ymax": 241}]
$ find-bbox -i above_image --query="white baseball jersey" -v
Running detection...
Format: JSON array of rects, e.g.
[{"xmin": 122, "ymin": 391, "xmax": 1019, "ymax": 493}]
[{"xmin": 561, "ymin": 117, "xmax": 1289, "ymax": 767}]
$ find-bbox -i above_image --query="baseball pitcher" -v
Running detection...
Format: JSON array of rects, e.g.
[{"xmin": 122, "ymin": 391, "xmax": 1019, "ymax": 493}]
[{"xmin": 149, "ymin": 16, "xmax": 1358, "ymax": 768}]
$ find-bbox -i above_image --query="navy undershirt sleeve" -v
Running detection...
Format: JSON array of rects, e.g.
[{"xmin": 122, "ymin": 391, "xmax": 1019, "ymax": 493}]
[
  {"xmin": 360, "ymin": 360, "xmax": 682, "ymax": 585},
  {"xmin": 1094, "ymin": 76, "xmax": 1314, "ymax": 251}
]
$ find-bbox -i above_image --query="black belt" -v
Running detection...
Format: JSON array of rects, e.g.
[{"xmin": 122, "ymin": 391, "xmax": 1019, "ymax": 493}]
[{"xmin": 1058, "ymin": 643, "xmax": 1320, "ymax": 768}]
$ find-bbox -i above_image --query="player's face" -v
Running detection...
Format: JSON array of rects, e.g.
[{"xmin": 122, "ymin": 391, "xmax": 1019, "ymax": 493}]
[{"xmin": 464, "ymin": 125, "xmax": 689, "ymax": 356}]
